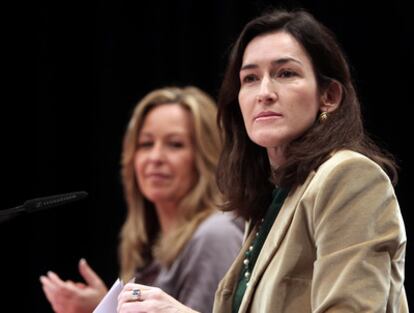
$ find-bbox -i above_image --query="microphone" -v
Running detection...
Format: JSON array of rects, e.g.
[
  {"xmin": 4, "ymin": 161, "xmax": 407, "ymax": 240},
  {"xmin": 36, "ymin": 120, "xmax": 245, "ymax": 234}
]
[{"xmin": 0, "ymin": 191, "xmax": 88, "ymax": 223}]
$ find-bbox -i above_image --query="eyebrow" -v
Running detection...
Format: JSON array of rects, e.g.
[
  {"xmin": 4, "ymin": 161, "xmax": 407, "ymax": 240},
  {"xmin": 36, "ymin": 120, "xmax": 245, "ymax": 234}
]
[
  {"xmin": 138, "ymin": 131, "xmax": 189, "ymax": 138},
  {"xmin": 240, "ymin": 57, "xmax": 303, "ymax": 71}
]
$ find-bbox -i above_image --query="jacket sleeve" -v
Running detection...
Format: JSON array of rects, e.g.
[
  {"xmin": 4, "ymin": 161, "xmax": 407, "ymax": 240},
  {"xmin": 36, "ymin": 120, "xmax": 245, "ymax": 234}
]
[{"xmin": 310, "ymin": 155, "xmax": 407, "ymax": 312}]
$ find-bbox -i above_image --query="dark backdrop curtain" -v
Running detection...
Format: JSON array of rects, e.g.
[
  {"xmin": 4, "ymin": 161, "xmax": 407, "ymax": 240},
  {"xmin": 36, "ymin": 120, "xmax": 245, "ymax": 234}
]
[{"xmin": 2, "ymin": 0, "xmax": 412, "ymax": 311}]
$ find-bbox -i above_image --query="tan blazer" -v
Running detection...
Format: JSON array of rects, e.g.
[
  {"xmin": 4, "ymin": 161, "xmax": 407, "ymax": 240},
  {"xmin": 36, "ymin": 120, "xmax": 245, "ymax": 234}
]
[{"xmin": 213, "ymin": 150, "xmax": 408, "ymax": 313}]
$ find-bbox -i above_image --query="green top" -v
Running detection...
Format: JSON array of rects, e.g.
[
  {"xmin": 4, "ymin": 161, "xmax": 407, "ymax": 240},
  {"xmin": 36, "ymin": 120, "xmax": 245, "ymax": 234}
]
[{"xmin": 232, "ymin": 188, "xmax": 289, "ymax": 313}]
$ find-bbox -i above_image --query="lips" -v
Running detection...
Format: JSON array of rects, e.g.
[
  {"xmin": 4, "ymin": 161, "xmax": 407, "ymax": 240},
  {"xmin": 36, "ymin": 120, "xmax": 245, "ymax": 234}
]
[
  {"xmin": 254, "ymin": 111, "xmax": 282, "ymax": 121},
  {"xmin": 146, "ymin": 172, "xmax": 170, "ymax": 179}
]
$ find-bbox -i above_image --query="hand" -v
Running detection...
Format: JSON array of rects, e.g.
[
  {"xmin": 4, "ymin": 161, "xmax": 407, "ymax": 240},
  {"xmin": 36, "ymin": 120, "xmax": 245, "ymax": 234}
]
[
  {"xmin": 40, "ymin": 258, "xmax": 108, "ymax": 313},
  {"xmin": 117, "ymin": 283, "xmax": 199, "ymax": 313}
]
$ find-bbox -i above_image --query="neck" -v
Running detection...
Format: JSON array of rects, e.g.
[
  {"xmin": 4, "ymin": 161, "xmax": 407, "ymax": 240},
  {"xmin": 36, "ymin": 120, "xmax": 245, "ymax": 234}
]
[
  {"xmin": 154, "ymin": 201, "xmax": 180, "ymax": 235},
  {"xmin": 266, "ymin": 146, "xmax": 286, "ymax": 169}
]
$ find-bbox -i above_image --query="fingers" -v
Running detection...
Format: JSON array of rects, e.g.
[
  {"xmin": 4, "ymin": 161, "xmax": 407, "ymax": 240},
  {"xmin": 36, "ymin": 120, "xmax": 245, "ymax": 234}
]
[
  {"xmin": 78, "ymin": 258, "xmax": 106, "ymax": 290},
  {"xmin": 117, "ymin": 283, "xmax": 149, "ymax": 312},
  {"xmin": 116, "ymin": 285, "xmax": 192, "ymax": 313},
  {"xmin": 75, "ymin": 282, "xmax": 87, "ymax": 289},
  {"xmin": 54, "ymin": 272, "xmax": 81, "ymax": 294},
  {"xmin": 66, "ymin": 279, "xmax": 87, "ymax": 289},
  {"xmin": 40, "ymin": 273, "xmax": 75, "ymax": 313},
  {"xmin": 39, "ymin": 261, "xmax": 107, "ymax": 313},
  {"xmin": 46, "ymin": 271, "xmax": 66, "ymax": 288},
  {"xmin": 40, "ymin": 275, "xmax": 56, "ymax": 302},
  {"xmin": 40, "ymin": 282, "xmax": 64, "ymax": 313}
]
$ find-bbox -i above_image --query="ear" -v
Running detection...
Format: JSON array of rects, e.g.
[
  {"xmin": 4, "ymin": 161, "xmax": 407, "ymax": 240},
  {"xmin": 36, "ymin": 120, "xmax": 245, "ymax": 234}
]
[{"xmin": 320, "ymin": 80, "xmax": 342, "ymax": 113}]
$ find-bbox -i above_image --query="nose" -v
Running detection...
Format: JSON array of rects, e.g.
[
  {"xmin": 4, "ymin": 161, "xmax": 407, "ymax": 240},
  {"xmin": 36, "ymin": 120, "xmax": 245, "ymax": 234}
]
[
  {"xmin": 148, "ymin": 142, "xmax": 165, "ymax": 163},
  {"xmin": 256, "ymin": 76, "xmax": 277, "ymax": 104}
]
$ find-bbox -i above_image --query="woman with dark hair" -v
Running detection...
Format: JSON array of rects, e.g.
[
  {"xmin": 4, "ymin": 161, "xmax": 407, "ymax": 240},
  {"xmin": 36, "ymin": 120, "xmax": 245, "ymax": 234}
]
[{"xmin": 117, "ymin": 9, "xmax": 408, "ymax": 313}]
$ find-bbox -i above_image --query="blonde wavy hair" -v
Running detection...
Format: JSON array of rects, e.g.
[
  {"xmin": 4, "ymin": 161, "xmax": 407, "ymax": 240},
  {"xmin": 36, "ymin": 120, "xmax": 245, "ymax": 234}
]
[{"xmin": 119, "ymin": 86, "xmax": 222, "ymax": 281}]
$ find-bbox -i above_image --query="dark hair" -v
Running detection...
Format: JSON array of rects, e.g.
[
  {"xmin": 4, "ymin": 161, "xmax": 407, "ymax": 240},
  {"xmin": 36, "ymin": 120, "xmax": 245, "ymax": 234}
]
[{"xmin": 216, "ymin": 9, "xmax": 397, "ymax": 220}]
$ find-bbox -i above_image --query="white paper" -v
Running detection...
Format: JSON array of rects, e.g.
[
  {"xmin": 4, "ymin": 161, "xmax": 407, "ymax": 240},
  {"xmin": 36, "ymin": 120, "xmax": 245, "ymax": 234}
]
[{"xmin": 93, "ymin": 278, "xmax": 124, "ymax": 313}]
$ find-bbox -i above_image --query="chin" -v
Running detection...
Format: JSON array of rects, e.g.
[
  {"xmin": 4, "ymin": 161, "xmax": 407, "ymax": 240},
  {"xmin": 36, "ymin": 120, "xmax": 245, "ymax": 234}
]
[
  {"xmin": 250, "ymin": 134, "xmax": 282, "ymax": 148},
  {"xmin": 143, "ymin": 190, "xmax": 168, "ymax": 201}
]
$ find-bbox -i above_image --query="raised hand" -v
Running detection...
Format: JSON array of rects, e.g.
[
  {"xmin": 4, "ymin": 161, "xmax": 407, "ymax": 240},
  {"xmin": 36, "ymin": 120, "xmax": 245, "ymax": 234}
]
[{"xmin": 40, "ymin": 259, "xmax": 108, "ymax": 313}]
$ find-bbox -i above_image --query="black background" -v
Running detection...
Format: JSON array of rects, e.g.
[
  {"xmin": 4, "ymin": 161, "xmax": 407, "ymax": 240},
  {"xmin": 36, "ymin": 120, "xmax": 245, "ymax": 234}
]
[{"xmin": 2, "ymin": 0, "xmax": 412, "ymax": 312}]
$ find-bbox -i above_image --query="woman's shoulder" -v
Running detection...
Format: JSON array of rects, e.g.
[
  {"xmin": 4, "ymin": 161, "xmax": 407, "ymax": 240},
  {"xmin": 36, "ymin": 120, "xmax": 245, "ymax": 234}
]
[
  {"xmin": 192, "ymin": 211, "xmax": 244, "ymax": 241},
  {"xmin": 318, "ymin": 149, "xmax": 387, "ymax": 178},
  {"xmin": 174, "ymin": 212, "xmax": 243, "ymax": 265},
  {"xmin": 325, "ymin": 149, "xmax": 377, "ymax": 165},
  {"xmin": 304, "ymin": 149, "xmax": 393, "ymax": 194}
]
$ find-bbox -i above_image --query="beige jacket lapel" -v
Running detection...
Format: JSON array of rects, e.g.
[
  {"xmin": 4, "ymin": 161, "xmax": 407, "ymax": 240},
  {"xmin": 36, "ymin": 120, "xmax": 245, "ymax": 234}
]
[
  {"xmin": 238, "ymin": 172, "xmax": 316, "ymax": 313},
  {"xmin": 213, "ymin": 227, "xmax": 258, "ymax": 312}
]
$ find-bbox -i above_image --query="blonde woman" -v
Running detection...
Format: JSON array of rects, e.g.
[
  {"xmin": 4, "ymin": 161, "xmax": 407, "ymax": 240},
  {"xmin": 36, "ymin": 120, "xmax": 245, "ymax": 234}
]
[{"xmin": 40, "ymin": 86, "xmax": 243, "ymax": 313}]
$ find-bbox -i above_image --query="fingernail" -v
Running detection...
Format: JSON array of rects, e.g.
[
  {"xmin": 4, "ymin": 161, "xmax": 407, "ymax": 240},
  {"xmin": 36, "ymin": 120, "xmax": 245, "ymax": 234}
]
[{"xmin": 80, "ymin": 258, "xmax": 86, "ymax": 265}]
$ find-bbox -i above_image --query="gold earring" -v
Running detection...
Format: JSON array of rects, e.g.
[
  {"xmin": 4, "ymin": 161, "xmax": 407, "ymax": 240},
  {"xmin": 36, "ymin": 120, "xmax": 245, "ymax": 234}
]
[{"xmin": 319, "ymin": 111, "xmax": 328, "ymax": 122}]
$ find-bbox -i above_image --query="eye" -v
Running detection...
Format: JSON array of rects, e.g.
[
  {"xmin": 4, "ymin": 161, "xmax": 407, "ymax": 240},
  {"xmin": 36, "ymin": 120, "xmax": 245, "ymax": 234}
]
[
  {"xmin": 241, "ymin": 74, "xmax": 258, "ymax": 84},
  {"xmin": 137, "ymin": 141, "xmax": 153, "ymax": 149},
  {"xmin": 278, "ymin": 69, "xmax": 297, "ymax": 78},
  {"xmin": 168, "ymin": 141, "xmax": 185, "ymax": 149}
]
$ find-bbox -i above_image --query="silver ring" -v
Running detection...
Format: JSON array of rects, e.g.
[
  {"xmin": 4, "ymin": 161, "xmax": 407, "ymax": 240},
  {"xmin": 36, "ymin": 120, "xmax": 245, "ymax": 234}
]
[{"xmin": 131, "ymin": 288, "xmax": 142, "ymax": 301}]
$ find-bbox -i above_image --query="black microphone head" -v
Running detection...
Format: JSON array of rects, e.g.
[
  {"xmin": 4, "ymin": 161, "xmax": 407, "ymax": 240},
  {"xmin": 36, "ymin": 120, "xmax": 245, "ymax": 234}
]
[{"xmin": 23, "ymin": 191, "xmax": 88, "ymax": 213}]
